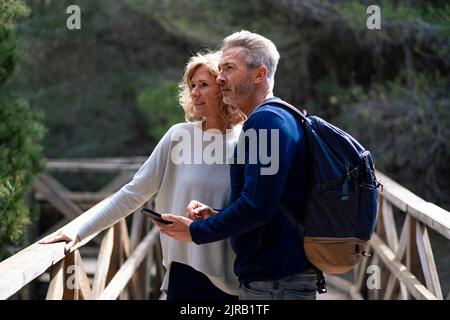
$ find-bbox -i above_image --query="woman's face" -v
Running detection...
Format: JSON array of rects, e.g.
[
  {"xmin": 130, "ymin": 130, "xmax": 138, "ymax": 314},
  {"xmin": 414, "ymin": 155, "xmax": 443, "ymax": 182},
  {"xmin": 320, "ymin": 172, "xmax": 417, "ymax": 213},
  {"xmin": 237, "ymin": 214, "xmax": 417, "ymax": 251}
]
[{"xmin": 189, "ymin": 65, "xmax": 222, "ymax": 119}]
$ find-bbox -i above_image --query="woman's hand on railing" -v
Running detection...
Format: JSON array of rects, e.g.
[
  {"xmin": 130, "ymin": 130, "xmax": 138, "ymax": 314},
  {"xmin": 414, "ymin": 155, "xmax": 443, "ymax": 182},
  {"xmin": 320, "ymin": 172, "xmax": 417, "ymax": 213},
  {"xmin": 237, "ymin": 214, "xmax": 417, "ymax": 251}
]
[{"xmin": 39, "ymin": 230, "xmax": 81, "ymax": 253}]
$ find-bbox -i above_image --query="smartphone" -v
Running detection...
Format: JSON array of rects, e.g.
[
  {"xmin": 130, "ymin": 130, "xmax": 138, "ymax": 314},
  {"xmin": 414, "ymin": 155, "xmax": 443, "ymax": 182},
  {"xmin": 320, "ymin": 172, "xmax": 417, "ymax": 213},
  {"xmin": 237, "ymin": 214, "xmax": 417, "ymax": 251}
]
[{"xmin": 141, "ymin": 208, "xmax": 173, "ymax": 225}]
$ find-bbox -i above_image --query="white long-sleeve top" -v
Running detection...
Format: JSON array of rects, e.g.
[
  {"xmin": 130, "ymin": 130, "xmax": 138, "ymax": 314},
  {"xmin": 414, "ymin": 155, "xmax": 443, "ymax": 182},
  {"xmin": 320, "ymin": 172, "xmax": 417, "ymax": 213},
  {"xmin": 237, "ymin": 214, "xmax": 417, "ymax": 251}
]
[{"xmin": 66, "ymin": 121, "xmax": 241, "ymax": 296}]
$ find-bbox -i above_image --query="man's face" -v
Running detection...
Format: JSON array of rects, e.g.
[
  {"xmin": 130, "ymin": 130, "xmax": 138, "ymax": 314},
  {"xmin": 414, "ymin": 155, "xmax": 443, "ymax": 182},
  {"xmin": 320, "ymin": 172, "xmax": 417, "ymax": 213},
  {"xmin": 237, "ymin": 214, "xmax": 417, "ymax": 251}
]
[{"xmin": 217, "ymin": 47, "xmax": 254, "ymax": 108}]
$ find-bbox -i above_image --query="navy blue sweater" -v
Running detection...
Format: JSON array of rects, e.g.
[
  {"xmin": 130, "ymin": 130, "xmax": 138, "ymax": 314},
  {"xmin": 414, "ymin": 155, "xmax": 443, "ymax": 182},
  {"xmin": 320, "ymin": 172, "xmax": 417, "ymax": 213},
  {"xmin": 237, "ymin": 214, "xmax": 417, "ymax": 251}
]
[{"xmin": 190, "ymin": 99, "xmax": 311, "ymax": 283}]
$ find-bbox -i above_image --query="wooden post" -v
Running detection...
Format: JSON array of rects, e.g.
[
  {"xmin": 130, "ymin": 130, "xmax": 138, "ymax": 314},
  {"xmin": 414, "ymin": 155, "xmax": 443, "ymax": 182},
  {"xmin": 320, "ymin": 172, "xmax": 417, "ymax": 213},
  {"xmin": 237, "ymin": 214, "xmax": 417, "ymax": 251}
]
[
  {"xmin": 90, "ymin": 228, "xmax": 114, "ymax": 298},
  {"xmin": 415, "ymin": 222, "xmax": 443, "ymax": 299},
  {"xmin": 46, "ymin": 259, "xmax": 65, "ymax": 300},
  {"xmin": 110, "ymin": 223, "xmax": 124, "ymax": 299},
  {"xmin": 408, "ymin": 217, "xmax": 426, "ymax": 293}
]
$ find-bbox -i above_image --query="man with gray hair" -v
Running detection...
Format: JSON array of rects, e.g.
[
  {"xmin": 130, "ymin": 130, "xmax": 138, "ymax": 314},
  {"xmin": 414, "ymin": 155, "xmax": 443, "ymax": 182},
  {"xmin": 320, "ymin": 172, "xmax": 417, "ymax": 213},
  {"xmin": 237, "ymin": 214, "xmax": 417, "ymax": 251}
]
[{"xmin": 156, "ymin": 30, "xmax": 316, "ymax": 300}]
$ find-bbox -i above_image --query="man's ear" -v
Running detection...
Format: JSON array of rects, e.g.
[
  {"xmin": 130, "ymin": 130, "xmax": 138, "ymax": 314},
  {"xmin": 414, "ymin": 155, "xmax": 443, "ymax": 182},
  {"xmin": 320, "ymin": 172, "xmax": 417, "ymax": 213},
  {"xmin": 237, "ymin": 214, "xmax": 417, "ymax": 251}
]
[{"xmin": 254, "ymin": 65, "xmax": 267, "ymax": 84}]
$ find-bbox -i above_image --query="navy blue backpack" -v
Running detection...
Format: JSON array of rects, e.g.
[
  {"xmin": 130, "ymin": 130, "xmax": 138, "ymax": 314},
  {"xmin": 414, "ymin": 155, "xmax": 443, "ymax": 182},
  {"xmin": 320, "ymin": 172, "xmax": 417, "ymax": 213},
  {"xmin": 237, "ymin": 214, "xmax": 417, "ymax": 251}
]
[{"xmin": 260, "ymin": 98, "xmax": 381, "ymax": 278}]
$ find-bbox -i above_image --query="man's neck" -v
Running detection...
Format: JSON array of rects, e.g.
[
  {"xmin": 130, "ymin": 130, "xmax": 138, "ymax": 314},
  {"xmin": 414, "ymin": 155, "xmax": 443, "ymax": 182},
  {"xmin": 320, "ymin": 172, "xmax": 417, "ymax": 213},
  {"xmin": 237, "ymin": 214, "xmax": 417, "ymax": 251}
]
[{"xmin": 240, "ymin": 89, "xmax": 273, "ymax": 117}]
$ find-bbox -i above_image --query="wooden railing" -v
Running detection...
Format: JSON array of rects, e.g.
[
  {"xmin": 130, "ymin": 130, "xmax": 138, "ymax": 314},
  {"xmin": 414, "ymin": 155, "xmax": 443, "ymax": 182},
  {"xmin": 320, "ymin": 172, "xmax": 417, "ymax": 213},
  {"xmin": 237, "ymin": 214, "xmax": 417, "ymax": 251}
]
[
  {"xmin": 0, "ymin": 158, "xmax": 164, "ymax": 300},
  {"xmin": 0, "ymin": 215, "xmax": 163, "ymax": 300},
  {"xmin": 0, "ymin": 158, "xmax": 449, "ymax": 300},
  {"xmin": 330, "ymin": 172, "xmax": 450, "ymax": 300}
]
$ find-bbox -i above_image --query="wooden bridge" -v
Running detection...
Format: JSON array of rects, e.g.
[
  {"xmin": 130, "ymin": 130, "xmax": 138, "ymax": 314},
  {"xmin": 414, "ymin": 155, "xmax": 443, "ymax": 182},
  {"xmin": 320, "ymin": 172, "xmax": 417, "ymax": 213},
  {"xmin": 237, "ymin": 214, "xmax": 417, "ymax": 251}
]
[{"xmin": 0, "ymin": 157, "xmax": 449, "ymax": 300}]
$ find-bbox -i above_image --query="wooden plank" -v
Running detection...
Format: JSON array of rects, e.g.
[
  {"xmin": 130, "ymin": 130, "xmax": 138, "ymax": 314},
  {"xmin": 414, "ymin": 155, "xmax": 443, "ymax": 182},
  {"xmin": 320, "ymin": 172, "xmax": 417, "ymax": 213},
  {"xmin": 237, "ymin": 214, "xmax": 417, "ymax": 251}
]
[
  {"xmin": 383, "ymin": 275, "xmax": 397, "ymax": 300},
  {"xmin": 0, "ymin": 220, "xmax": 98, "ymax": 300},
  {"xmin": 381, "ymin": 199, "xmax": 399, "ymax": 251},
  {"xmin": 398, "ymin": 284, "xmax": 408, "ymax": 300},
  {"xmin": 130, "ymin": 209, "xmax": 144, "ymax": 251},
  {"xmin": 415, "ymin": 222, "xmax": 443, "ymax": 299},
  {"xmin": 353, "ymin": 245, "xmax": 371, "ymax": 294},
  {"xmin": 370, "ymin": 234, "xmax": 438, "ymax": 300},
  {"xmin": 90, "ymin": 228, "xmax": 114, "ymax": 298},
  {"xmin": 99, "ymin": 171, "xmax": 134, "ymax": 194},
  {"xmin": 146, "ymin": 245, "xmax": 155, "ymax": 299},
  {"xmin": 384, "ymin": 216, "xmax": 411, "ymax": 300},
  {"xmin": 0, "ymin": 241, "xmax": 64, "ymax": 300},
  {"xmin": 45, "ymin": 161, "xmax": 142, "ymax": 172},
  {"xmin": 365, "ymin": 253, "xmax": 380, "ymax": 300},
  {"xmin": 130, "ymin": 211, "xmax": 146, "ymax": 298},
  {"xmin": 74, "ymin": 251, "xmax": 92, "ymax": 300},
  {"xmin": 408, "ymin": 217, "xmax": 426, "ymax": 286},
  {"xmin": 106, "ymin": 224, "xmax": 123, "ymax": 290},
  {"xmin": 0, "ymin": 195, "xmax": 101, "ymax": 300},
  {"xmin": 97, "ymin": 227, "xmax": 159, "ymax": 300},
  {"xmin": 120, "ymin": 219, "xmax": 139, "ymax": 299},
  {"xmin": 396, "ymin": 215, "xmax": 410, "ymax": 262},
  {"xmin": 377, "ymin": 171, "xmax": 450, "ymax": 239},
  {"xmin": 35, "ymin": 191, "xmax": 113, "ymax": 203},
  {"xmin": 384, "ymin": 274, "xmax": 408, "ymax": 300},
  {"xmin": 407, "ymin": 201, "xmax": 450, "ymax": 240},
  {"xmin": 325, "ymin": 274, "xmax": 353, "ymax": 295},
  {"xmin": 46, "ymin": 259, "xmax": 65, "ymax": 300},
  {"xmin": 47, "ymin": 157, "xmax": 147, "ymax": 167},
  {"xmin": 154, "ymin": 239, "xmax": 164, "ymax": 286},
  {"xmin": 62, "ymin": 252, "xmax": 77, "ymax": 300},
  {"xmin": 33, "ymin": 174, "xmax": 82, "ymax": 220},
  {"xmin": 348, "ymin": 289, "xmax": 364, "ymax": 300},
  {"xmin": 396, "ymin": 216, "xmax": 410, "ymax": 300},
  {"xmin": 121, "ymin": 219, "xmax": 131, "ymax": 259}
]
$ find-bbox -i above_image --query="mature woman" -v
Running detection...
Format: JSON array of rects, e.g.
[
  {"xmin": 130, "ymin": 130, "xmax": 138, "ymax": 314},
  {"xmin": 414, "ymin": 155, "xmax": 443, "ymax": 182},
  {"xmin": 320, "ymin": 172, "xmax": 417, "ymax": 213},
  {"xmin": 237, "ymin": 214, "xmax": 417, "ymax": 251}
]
[{"xmin": 40, "ymin": 51, "xmax": 245, "ymax": 300}]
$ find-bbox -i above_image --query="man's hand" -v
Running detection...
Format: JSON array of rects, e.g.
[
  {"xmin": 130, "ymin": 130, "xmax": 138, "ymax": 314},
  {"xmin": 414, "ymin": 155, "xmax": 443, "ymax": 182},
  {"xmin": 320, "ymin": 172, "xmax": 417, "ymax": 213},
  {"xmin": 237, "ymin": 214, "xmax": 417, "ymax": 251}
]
[
  {"xmin": 154, "ymin": 214, "xmax": 193, "ymax": 242},
  {"xmin": 186, "ymin": 200, "xmax": 217, "ymax": 221}
]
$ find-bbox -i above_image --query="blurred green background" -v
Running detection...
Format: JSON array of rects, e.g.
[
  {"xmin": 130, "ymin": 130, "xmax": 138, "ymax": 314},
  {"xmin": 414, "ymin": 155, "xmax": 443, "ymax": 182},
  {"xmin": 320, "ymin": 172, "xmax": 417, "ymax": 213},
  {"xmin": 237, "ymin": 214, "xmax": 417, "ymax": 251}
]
[{"xmin": 1, "ymin": 0, "xmax": 449, "ymax": 256}]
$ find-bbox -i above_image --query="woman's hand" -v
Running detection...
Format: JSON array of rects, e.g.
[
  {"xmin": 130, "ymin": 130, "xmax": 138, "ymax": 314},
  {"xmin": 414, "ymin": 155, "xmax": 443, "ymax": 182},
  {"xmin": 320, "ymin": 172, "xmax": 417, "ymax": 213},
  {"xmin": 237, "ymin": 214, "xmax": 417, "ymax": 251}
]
[
  {"xmin": 186, "ymin": 200, "xmax": 218, "ymax": 221},
  {"xmin": 39, "ymin": 230, "xmax": 81, "ymax": 252}
]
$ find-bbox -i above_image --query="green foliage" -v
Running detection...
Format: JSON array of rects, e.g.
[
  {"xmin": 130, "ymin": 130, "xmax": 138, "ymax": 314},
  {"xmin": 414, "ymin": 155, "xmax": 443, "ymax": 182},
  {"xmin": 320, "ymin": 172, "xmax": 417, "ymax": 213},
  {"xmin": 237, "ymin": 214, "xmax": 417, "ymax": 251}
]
[
  {"xmin": 0, "ymin": 0, "xmax": 30, "ymax": 27},
  {"xmin": 7, "ymin": 0, "xmax": 449, "ymax": 211},
  {"xmin": 0, "ymin": 96, "xmax": 44, "ymax": 259},
  {"xmin": 132, "ymin": 0, "xmax": 288, "ymax": 42},
  {"xmin": 0, "ymin": 0, "xmax": 29, "ymax": 86},
  {"xmin": 0, "ymin": 26, "xmax": 18, "ymax": 85},
  {"xmin": 137, "ymin": 82, "xmax": 184, "ymax": 141},
  {"xmin": 14, "ymin": 0, "xmax": 192, "ymax": 159},
  {"xmin": 336, "ymin": 73, "xmax": 450, "ymax": 209},
  {"xmin": 0, "ymin": 96, "xmax": 45, "ymax": 259},
  {"xmin": 0, "ymin": 0, "xmax": 44, "ymax": 259}
]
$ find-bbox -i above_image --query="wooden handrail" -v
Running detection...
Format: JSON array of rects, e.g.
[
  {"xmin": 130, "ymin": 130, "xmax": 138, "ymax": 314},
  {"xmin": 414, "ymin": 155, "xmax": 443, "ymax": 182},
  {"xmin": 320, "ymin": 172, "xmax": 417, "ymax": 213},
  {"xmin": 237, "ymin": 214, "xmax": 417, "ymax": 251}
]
[
  {"xmin": 98, "ymin": 227, "xmax": 159, "ymax": 300},
  {"xmin": 0, "ymin": 159, "xmax": 448, "ymax": 300},
  {"xmin": 0, "ymin": 157, "xmax": 162, "ymax": 300},
  {"xmin": 342, "ymin": 171, "xmax": 450, "ymax": 300},
  {"xmin": 376, "ymin": 172, "xmax": 450, "ymax": 239},
  {"xmin": 0, "ymin": 217, "xmax": 98, "ymax": 300},
  {"xmin": 45, "ymin": 157, "xmax": 148, "ymax": 172},
  {"xmin": 369, "ymin": 234, "xmax": 438, "ymax": 300}
]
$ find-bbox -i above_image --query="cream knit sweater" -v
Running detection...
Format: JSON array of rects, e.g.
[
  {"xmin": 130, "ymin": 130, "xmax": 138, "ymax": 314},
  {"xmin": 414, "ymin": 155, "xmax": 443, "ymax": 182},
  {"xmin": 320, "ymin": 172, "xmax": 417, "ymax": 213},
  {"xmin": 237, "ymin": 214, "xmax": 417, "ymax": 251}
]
[{"xmin": 67, "ymin": 121, "xmax": 241, "ymax": 295}]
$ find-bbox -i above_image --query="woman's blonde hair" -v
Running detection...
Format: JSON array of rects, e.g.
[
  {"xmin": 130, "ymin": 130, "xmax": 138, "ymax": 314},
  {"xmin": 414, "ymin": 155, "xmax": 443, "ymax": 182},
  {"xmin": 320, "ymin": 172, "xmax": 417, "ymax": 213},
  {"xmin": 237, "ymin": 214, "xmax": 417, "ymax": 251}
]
[{"xmin": 179, "ymin": 50, "xmax": 246, "ymax": 124}]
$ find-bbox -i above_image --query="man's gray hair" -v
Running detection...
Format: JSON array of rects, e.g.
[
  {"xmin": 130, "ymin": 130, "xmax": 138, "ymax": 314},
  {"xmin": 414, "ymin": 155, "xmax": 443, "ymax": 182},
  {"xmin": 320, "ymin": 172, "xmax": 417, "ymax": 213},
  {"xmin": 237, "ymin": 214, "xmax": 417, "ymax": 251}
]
[{"xmin": 221, "ymin": 30, "xmax": 280, "ymax": 90}]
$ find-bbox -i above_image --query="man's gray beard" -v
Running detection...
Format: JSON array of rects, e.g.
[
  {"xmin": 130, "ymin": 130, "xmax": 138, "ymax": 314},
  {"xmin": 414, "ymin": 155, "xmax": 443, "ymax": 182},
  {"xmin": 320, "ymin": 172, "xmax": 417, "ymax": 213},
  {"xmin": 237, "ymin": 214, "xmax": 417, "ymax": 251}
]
[{"xmin": 225, "ymin": 73, "xmax": 253, "ymax": 108}]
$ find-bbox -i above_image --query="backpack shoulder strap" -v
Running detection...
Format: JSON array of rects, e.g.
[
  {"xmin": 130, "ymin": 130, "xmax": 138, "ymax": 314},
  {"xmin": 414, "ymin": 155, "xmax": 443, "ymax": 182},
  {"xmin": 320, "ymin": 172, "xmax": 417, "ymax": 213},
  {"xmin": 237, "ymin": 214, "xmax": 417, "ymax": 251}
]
[
  {"xmin": 259, "ymin": 97, "xmax": 308, "ymax": 231},
  {"xmin": 258, "ymin": 97, "xmax": 308, "ymax": 122},
  {"xmin": 259, "ymin": 98, "xmax": 308, "ymax": 241},
  {"xmin": 279, "ymin": 203, "xmax": 305, "ymax": 241}
]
